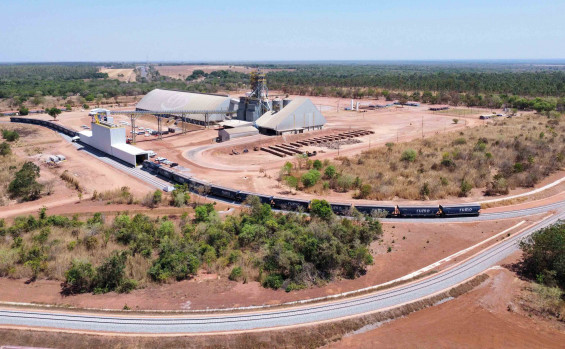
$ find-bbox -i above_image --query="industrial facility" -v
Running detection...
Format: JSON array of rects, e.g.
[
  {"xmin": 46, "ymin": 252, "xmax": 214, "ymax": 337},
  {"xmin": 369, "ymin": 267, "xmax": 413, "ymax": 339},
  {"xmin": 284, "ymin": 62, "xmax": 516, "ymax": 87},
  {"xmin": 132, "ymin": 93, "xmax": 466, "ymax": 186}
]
[
  {"xmin": 136, "ymin": 70, "xmax": 326, "ymax": 139},
  {"xmin": 136, "ymin": 89, "xmax": 236, "ymax": 126},
  {"xmin": 254, "ymin": 98, "xmax": 326, "ymax": 135},
  {"xmin": 79, "ymin": 112, "xmax": 149, "ymax": 166}
]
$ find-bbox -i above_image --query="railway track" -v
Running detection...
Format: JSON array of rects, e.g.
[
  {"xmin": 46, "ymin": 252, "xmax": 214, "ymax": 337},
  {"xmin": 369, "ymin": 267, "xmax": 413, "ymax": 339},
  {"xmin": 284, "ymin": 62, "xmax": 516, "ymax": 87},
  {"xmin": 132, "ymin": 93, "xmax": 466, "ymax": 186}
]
[{"xmin": 1, "ymin": 210, "xmax": 563, "ymax": 333}]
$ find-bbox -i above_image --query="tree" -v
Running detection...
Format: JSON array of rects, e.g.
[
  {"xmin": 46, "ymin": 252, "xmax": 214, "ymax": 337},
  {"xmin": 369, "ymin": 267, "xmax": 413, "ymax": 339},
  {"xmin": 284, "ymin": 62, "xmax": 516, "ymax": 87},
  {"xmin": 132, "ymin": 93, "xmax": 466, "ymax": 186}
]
[
  {"xmin": 47, "ymin": 107, "xmax": 62, "ymax": 120},
  {"xmin": 8, "ymin": 161, "xmax": 43, "ymax": 201},
  {"xmin": 18, "ymin": 106, "xmax": 29, "ymax": 115},
  {"xmin": 324, "ymin": 165, "xmax": 336, "ymax": 179},
  {"xmin": 313, "ymin": 159, "xmax": 322, "ymax": 171},
  {"xmin": 520, "ymin": 223, "xmax": 565, "ymax": 288},
  {"xmin": 310, "ymin": 199, "xmax": 333, "ymax": 220},
  {"xmin": 62, "ymin": 259, "xmax": 95, "ymax": 295},
  {"xmin": 301, "ymin": 169, "xmax": 321, "ymax": 187},
  {"xmin": 94, "ymin": 251, "xmax": 127, "ymax": 293}
]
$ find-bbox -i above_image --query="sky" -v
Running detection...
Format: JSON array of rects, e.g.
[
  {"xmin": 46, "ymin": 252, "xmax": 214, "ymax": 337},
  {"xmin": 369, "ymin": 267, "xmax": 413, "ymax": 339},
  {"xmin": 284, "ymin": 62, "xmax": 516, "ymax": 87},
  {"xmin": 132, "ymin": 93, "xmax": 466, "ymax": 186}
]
[{"xmin": 1, "ymin": 0, "xmax": 564, "ymax": 62}]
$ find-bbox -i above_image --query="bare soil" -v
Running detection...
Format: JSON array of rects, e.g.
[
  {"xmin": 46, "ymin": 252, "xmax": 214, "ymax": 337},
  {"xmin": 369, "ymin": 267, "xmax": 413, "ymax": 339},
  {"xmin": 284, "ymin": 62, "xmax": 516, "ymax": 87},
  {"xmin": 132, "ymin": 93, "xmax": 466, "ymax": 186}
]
[
  {"xmin": 99, "ymin": 68, "xmax": 137, "ymax": 82},
  {"xmin": 324, "ymin": 262, "xmax": 565, "ymax": 349}
]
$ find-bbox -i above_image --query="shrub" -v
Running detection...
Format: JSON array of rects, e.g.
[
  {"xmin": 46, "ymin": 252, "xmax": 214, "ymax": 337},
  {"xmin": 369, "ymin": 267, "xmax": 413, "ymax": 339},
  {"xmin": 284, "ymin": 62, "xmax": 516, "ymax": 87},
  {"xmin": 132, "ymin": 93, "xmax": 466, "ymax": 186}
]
[
  {"xmin": 284, "ymin": 175, "xmax": 298, "ymax": 189},
  {"xmin": 485, "ymin": 176, "xmax": 509, "ymax": 196},
  {"xmin": 281, "ymin": 161, "xmax": 293, "ymax": 176},
  {"xmin": 93, "ymin": 251, "xmax": 127, "ymax": 293},
  {"xmin": 301, "ymin": 169, "xmax": 321, "ymax": 187},
  {"xmin": 18, "ymin": 107, "xmax": 29, "ymax": 115},
  {"xmin": 420, "ymin": 182, "xmax": 430, "ymax": 198},
  {"xmin": 152, "ymin": 190, "xmax": 162, "ymax": 204},
  {"xmin": 453, "ymin": 137, "xmax": 466, "ymax": 145},
  {"xmin": 459, "ymin": 179, "xmax": 472, "ymax": 197},
  {"xmin": 336, "ymin": 174, "xmax": 355, "ymax": 192},
  {"xmin": 263, "ymin": 274, "xmax": 284, "ymax": 289},
  {"xmin": 324, "ymin": 165, "xmax": 336, "ymax": 179},
  {"xmin": 514, "ymin": 162, "xmax": 524, "ymax": 173},
  {"xmin": 172, "ymin": 190, "xmax": 188, "ymax": 207},
  {"xmin": 310, "ymin": 199, "xmax": 332, "ymax": 220},
  {"xmin": 62, "ymin": 259, "xmax": 95, "ymax": 295},
  {"xmin": 2, "ymin": 129, "xmax": 20, "ymax": 142},
  {"xmin": 229, "ymin": 266, "xmax": 243, "ymax": 281},
  {"xmin": 0, "ymin": 142, "xmax": 11, "ymax": 156},
  {"xmin": 8, "ymin": 161, "xmax": 43, "ymax": 201},
  {"xmin": 401, "ymin": 149, "xmax": 417, "ymax": 162},
  {"xmin": 357, "ymin": 184, "xmax": 372, "ymax": 199},
  {"xmin": 520, "ymin": 223, "xmax": 565, "ymax": 288},
  {"xmin": 313, "ymin": 159, "xmax": 322, "ymax": 170},
  {"xmin": 453, "ymin": 118, "xmax": 459, "ymax": 124}
]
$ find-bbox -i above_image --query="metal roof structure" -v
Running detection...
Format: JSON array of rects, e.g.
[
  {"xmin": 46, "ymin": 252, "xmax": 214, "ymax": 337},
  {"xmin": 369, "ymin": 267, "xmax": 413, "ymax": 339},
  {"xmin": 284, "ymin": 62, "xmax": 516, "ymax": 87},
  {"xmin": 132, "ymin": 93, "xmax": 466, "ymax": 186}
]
[
  {"xmin": 135, "ymin": 89, "xmax": 232, "ymax": 122},
  {"xmin": 255, "ymin": 98, "xmax": 326, "ymax": 133},
  {"xmin": 222, "ymin": 126, "xmax": 259, "ymax": 135}
]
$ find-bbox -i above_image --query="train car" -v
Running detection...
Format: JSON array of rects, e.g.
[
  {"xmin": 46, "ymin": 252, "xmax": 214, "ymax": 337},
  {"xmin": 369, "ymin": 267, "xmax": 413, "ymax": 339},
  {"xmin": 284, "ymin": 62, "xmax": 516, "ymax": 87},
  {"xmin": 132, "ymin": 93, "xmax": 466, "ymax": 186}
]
[
  {"xmin": 157, "ymin": 167, "xmax": 173, "ymax": 179},
  {"xmin": 397, "ymin": 206, "xmax": 440, "ymax": 218},
  {"xmin": 272, "ymin": 197, "xmax": 310, "ymax": 212},
  {"xmin": 439, "ymin": 204, "xmax": 481, "ymax": 217},
  {"xmin": 354, "ymin": 205, "xmax": 396, "ymax": 218},
  {"xmin": 330, "ymin": 202, "xmax": 352, "ymax": 216},
  {"xmin": 209, "ymin": 185, "xmax": 239, "ymax": 201},
  {"xmin": 190, "ymin": 179, "xmax": 211, "ymax": 194},
  {"xmin": 238, "ymin": 191, "xmax": 273, "ymax": 205},
  {"xmin": 172, "ymin": 173, "xmax": 189, "ymax": 184}
]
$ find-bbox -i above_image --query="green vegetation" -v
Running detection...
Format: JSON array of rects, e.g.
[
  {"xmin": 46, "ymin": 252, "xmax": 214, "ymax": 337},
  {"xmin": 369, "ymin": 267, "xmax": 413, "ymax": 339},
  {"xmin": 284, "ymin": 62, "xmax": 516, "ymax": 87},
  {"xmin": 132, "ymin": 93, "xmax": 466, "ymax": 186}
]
[
  {"xmin": 0, "ymin": 142, "xmax": 10, "ymax": 156},
  {"xmin": 519, "ymin": 222, "xmax": 565, "ymax": 289},
  {"xmin": 8, "ymin": 161, "xmax": 43, "ymax": 201},
  {"xmin": 287, "ymin": 115, "xmax": 564, "ymax": 200},
  {"xmin": 46, "ymin": 107, "xmax": 61, "ymax": 120},
  {"xmin": 2, "ymin": 129, "xmax": 19, "ymax": 142},
  {"xmin": 0, "ymin": 199, "xmax": 382, "ymax": 294}
]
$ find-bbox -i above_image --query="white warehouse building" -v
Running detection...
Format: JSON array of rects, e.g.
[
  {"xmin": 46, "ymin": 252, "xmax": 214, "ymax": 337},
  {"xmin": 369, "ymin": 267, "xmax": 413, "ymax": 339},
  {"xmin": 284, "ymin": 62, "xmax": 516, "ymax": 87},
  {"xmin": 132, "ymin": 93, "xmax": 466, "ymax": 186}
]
[
  {"xmin": 79, "ymin": 118, "xmax": 148, "ymax": 166},
  {"xmin": 255, "ymin": 98, "xmax": 326, "ymax": 135},
  {"xmin": 136, "ymin": 89, "xmax": 236, "ymax": 125}
]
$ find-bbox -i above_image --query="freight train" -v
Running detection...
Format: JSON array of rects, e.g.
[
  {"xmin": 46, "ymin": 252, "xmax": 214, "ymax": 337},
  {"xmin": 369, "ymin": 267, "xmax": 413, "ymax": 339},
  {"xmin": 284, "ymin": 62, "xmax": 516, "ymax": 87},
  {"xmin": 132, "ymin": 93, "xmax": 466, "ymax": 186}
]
[
  {"xmin": 10, "ymin": 117, "xmax": 481, "ymax": 218},
  {"xmin": 143, "ymin": 161, "xmax": 481, "ymax": 218}
]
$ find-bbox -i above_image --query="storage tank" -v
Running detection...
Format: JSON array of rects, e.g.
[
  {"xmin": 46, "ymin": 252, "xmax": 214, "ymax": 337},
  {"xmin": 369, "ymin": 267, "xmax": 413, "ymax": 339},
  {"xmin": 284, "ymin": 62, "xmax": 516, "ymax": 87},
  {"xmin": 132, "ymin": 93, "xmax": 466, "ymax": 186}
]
[
  {"xmin": 283, "ymin": 98, "xmax": 292, "ymax": 108},
  {"xmin": 272, "ymin": 99, "xmax": 283, "ymax": 112}
]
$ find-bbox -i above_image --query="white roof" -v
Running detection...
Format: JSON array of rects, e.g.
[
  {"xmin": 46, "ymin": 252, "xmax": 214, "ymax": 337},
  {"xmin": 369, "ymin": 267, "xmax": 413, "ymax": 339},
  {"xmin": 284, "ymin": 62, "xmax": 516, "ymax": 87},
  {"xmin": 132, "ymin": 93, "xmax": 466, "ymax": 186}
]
[
  {"xmin": 223, "ymin": 126, "xmax": 259, "ymax": 135},
  {"xmin": 255, "ymin": 98, "xmax": 326, "ymax": 131},
  {"xmin": 112, "ymin": 143, "xmax": 147, "ymax": 155},
  {"xmin": 79, "ymin": 130, "xmax": 92, "ymax": 137},
  {"xmin": 136, "ymin": 89, "xmax": 231, "ymax": 122},
  {"xmin": 219, "ymin": 120, "xmax": 253, "ymax": 128},
  {"xmin": 88, "ymin": 108, "xmax": 110, "ymax": 116}
]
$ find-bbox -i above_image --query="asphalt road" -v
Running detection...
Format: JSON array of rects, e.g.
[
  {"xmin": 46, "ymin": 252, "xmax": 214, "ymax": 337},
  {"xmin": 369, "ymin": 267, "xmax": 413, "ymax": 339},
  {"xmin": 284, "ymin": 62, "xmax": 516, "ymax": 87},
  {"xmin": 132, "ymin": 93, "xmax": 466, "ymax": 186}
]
[{"xmin": 1, "ymin": 209, "xmax": 563, "ymax": 333}]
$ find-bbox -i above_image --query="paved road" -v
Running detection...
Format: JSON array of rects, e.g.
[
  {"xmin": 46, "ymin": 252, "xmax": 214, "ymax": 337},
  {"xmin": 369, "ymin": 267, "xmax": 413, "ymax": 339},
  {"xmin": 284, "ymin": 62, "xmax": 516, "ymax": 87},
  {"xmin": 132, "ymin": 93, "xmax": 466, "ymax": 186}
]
[{"xmin": 1, "ymin": 210, "xmax": 563, "ymax": 333}]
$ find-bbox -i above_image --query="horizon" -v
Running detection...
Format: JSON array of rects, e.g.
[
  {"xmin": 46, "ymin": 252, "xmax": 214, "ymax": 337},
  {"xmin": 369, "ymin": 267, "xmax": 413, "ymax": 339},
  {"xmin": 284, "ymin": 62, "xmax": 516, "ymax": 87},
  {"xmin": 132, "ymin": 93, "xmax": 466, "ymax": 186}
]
[{"xmin": 1, "ymin": 0, "xmax": 564, "ymax": 62}]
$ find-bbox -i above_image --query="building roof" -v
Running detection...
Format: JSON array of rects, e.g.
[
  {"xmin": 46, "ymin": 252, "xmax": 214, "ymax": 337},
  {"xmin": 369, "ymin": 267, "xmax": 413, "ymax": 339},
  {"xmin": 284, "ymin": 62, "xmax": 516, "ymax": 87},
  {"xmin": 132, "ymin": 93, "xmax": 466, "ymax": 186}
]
[
  {"xmin": 255, "ymin": 98, "xmax": 326, "ymax": 131},
  {"xmin": 219, "ymin": 120, "xmax": 253, "ymax": 128},
  {"xmin": 79, "ymin": 130, "xmax": 92, "ymax": 137},
  {"xmin": 136, "ymin": 89, "xmax": 232, "ymax": 122},
  {"xmin": 112, "ymin": 143, "xmax": 148, "ymax": 155},
  {"xmin": 222, "ymin": 126, "xmax": 259, "ymax": 135}
]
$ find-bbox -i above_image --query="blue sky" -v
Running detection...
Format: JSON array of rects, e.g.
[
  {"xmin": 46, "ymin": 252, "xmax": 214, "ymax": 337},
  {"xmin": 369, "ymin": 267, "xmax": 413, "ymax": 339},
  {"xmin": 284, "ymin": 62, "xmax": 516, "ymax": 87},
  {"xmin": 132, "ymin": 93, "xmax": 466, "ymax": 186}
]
[{"xmin": 1, "ymin": 0, "xmax": 564, "ymax": 62}]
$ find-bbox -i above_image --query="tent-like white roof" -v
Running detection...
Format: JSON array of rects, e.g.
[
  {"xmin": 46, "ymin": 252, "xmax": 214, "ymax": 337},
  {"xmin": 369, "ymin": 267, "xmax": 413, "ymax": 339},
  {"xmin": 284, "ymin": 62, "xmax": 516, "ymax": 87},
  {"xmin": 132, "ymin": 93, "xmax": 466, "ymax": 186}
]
[
  {"xmin": 255, "ymin": 98, "xmax": 326, "ymax": 132},
  {"xmin": 136, "ymin": 89, "xmax": 231, "ymax": 122}
]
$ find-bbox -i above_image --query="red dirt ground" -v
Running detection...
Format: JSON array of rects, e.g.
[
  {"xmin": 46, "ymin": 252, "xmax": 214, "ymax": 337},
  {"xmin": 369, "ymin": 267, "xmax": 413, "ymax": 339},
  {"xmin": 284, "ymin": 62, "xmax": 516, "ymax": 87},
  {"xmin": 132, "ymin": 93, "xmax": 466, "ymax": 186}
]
[{"xmin": 324, "ymin": 257, "xmax": 565, "ymax": 349}]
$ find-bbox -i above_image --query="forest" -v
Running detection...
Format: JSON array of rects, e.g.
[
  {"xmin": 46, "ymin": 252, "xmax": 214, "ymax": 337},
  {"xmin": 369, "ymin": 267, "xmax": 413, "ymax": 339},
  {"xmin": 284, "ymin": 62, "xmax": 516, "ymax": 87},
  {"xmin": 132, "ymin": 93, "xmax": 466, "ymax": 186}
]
[
  {"xmin": 1, "ymin": 62, "xmax": 565, "ymax": 112},
  {"xmin": 0, "ymin": 197, "xmax": 382, "ymax": 294}
]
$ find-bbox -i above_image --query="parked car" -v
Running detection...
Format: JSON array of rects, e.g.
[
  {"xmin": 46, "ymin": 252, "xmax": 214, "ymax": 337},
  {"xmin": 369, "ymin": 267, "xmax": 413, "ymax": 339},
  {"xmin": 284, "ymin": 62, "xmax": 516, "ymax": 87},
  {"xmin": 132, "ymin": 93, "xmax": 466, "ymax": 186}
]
[
  {"xmin": 147, "ymin": 151, "xmax": 156, "ymax": 157},
  {"xmin": 170, "ymin": 162, "xmax": 178, "ymax": 167}
]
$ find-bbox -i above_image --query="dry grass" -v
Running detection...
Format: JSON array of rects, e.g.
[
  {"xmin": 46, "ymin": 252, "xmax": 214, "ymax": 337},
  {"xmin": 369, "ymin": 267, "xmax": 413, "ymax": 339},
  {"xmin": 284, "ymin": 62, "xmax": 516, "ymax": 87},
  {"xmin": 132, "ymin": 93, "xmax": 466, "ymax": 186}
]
[
  {"xmin": 0, "ymin": 274, "xmax": 489, "ymax": 349},
  {"xmin": 313, "ymin": 115, "xmax": 564, "ymax": 200},
  {"xmin": 93, "ymin": 186, "xmax": 136, "ymax": 205}
]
